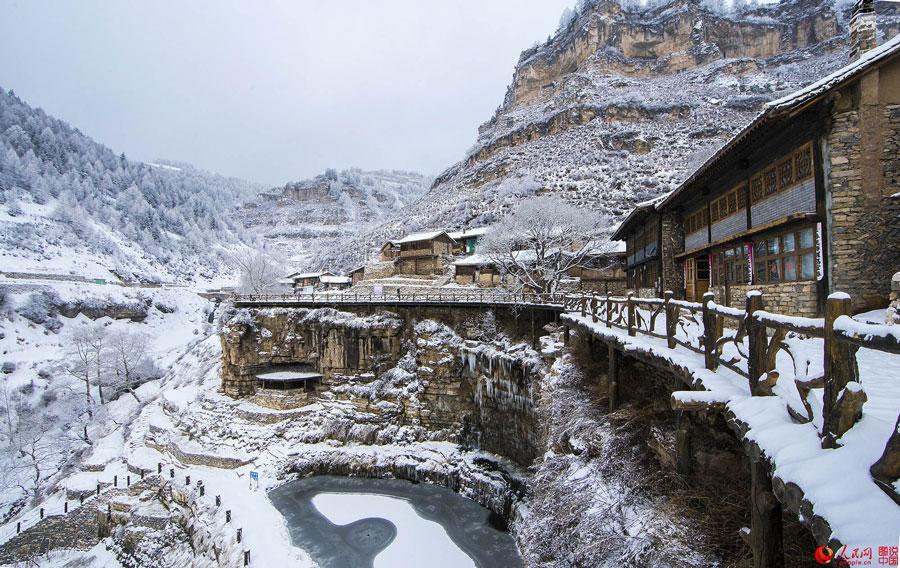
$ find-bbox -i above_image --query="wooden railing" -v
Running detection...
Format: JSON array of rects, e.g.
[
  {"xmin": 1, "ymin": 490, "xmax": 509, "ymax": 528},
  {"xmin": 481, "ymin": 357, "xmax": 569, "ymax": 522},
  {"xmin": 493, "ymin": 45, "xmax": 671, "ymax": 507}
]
[
  {"xmin": 570, "ymin": 290, "xmax": 900, "ymax": 454},
  {"xmin": 233, "ymin": 290, "xmax": 581, "ymax": 308}
]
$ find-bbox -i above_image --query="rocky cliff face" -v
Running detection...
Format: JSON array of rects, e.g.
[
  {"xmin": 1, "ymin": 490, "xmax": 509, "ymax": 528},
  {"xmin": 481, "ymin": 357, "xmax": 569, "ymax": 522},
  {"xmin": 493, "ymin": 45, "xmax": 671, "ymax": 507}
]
[
  {"xmin": 220, "ymin": 305, "xmax": 548, "ymax": 464},
  {"xmin": 317, "ymin": 0, "xmax": 899, "ymax": 270}
]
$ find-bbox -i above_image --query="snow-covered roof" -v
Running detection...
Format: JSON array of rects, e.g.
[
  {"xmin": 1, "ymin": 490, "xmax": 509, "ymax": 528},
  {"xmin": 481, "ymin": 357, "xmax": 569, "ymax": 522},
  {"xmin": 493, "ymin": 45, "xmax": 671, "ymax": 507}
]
[
  {"xmin": 255, "ymin": 371, "xmax": 322, "ymax": 382},
  {"xmin": 448, "ymin": 227, "xmax": 489, "ymax": 240},
  {"xmin": 660, "ymin": 34, "xmax": 900, "ymax": 210},
  {"xmin": 286, "ymin": 271, "xmax": 332, "ymax": 280},
  {"xmin": 320, "ymin": 275, "xmax": 351, "ymax": 284},
  {"xmin": 393, "ymin": 230, "xmax": 454, "ymax": 244},
  {"xmin": 611, "ymin": 200, "xmax": 660, "ymax": 240},
  {"xmin": 452, "ymin": 254, "xmax": 495, "ymax": 267}
]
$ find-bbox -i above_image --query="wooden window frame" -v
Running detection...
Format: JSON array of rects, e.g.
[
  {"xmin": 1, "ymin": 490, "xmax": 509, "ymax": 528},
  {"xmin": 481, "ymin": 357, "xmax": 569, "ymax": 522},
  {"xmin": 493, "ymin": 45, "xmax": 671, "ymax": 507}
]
[
  {"xmin": 710, "ymin": 184, "xmax": 746, "ymax": 223},
  {"xmin": 752, "ymin": 225, "xmax": 817, "ymax": 285},
  {"xmin": 711, "ymin": 244, "xmax": 750, "ymax": 287},
  {"xmin": 686, "ymin": 207, "xmax": 707, "ymax": 235},
  {"xmin": 750, "ymin": 142, "xmax": 814, "ymax": 205}
]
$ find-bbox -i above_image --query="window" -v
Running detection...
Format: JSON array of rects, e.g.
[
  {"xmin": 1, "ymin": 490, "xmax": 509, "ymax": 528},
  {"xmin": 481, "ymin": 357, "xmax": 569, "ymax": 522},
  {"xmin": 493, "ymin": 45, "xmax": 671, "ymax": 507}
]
[
  {"xmin": 712, "ymin": 244, "xmax": 750, "ymax": 286},
  {"xmin": 686, "ymin": 208, "xmax": 707, "ymax": 235},
  {"xmin": 750, "ymin": 142, "xmax": 814, "ymax": 205},
  {"xmin": 710, "ymin": 184, "xmax": 746, "ymax": 223},
  {"xmin": 752, "ymin": 226, "xmax": 816, "ymax": 284}
]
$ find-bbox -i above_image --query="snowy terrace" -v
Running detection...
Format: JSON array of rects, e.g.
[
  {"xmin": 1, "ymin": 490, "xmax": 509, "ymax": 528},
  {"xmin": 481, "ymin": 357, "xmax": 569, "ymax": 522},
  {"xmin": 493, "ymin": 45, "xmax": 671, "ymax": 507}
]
[{"xmin": 561, "ymin": 290, "xmax": 900, "ymax": 551}]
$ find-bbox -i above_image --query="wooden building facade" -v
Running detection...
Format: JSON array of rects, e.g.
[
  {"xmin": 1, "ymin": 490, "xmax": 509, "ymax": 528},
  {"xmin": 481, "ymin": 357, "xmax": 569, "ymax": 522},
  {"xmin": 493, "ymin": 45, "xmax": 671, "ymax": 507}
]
[
  {"xmin": 615, "ymin": 24, "xmax": 900, "ymax": 316},
  {"xmin": 391, "ymin": 231, "xmax": 457, "ymax": 276}
]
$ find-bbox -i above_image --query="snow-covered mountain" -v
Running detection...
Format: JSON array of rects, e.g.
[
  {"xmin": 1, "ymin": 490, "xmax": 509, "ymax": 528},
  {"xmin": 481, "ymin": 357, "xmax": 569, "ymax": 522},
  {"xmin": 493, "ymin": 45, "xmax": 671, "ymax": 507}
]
[
  {"xmin": 315, "ymin": 0, "xmax": 899, "ymax": 270},
  {"xmin": 0, "ymin": 88, "xmax": 265, "ymax": 286},
  {"xmin": 236, "ymin": 168, "xmax": 430, "ymax": 270}
]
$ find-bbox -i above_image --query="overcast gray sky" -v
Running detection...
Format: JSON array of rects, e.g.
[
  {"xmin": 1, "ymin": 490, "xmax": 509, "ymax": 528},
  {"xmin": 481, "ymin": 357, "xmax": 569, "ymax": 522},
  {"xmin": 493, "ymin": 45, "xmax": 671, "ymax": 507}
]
[{"xmin": 0, "ymin": 0, "xmax": 572, "ymax": 186}]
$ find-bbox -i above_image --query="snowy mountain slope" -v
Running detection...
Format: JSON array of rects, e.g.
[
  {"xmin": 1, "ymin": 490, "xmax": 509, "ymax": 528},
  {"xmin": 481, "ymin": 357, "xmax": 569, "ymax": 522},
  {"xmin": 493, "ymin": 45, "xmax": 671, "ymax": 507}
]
[
  {"xmin": 0, "ymin": 88, "xmax": 265, "ymax": 285},
  {"xmin": 236, "ymin": 168, "xmax": 430, "ymax": 270},
  {"xmin": 315, "ymin": 0, "xmax": 899, "ymax": 271}
]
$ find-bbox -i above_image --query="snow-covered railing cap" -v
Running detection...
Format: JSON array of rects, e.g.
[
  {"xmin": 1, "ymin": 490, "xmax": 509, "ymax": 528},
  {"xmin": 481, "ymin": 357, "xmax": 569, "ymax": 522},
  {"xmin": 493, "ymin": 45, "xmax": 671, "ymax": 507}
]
[{"xmin": 828, "ymin": 291, "xmax": 851, "ymax": 300}]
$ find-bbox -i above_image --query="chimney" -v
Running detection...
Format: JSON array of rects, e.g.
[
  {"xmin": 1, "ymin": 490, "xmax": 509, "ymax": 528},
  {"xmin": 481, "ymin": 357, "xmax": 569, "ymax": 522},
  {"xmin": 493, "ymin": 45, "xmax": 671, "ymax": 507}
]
[{"xmin": 849, "ymin": 0, "xmax": 877, "ymax": 62}]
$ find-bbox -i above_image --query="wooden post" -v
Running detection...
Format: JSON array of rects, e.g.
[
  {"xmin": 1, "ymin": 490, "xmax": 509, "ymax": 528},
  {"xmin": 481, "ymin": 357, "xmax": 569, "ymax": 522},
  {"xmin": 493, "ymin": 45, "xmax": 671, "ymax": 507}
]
[
  {"xmin": 226, "ymin": 510, "xmax": 231, "ymax": 523},
  {"xmin": 701, "ymin": 292, "xmax": 717, "ymax": 370},
  {"xmin": 589, "ymin": 296, "xmax": 597, "ymax": 323},
  {"xmin": 237, "ymin": 528, "xmax": 242, "ymax": 543},
  {"xmin": 750, "ymin": 458, "xmax": 784, "ymax": 568},
  {"xmin": 605, "ymin": 296, "xmax": 612, "ymax": 328},
  {"xmin": 627, "ymin": 292, "xmax": 635, "ymax": 337},
  {"xmin": 823, "ymin": 293, "xmax": 856, "ymax": 449},
  {"xmin": 244, "ymin": 550, "xmax": 250, "ymax": 566},
  {"xmin": 675, "ymin": 411, "xmax": 691, "ymax": 475},
  {"xmin": 746, "ymin": 292, "xmax": 768, "ymax": 396},
  {"xmin": 608, "ymin": 344, "xmax": 619, "ymax": 412},
  {"xmin": 563, "ymin": 325, "xmax": 570, "ymax": 345},
  {"xmin": 40, "ymin": 508, "xmax": 44, "ymax": 520},
  {"xmin": 664, "ymin": 291, "xmax": 676, "ymax": 349},
  {"xmin": 531, "ymin": 308, "xmax": 537, "ymax": 349},
  {"xmin": 113, "ymin": 475, "xmax": 117, "ymax": 487},
  {"xmin": 64, "ymin": 501, "xmax": 68, "ymax": 513},
  {"xmin": 157, "ymin": 462, "xmax": 162, "ymax": 474}
]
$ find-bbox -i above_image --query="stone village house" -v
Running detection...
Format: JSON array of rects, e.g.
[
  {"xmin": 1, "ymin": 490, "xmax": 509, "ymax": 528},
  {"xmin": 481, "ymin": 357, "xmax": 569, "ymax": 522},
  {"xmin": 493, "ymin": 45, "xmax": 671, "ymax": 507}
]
[{"xmin": 614, "ymin": 8, "xmax": 900, "ymax": 317}]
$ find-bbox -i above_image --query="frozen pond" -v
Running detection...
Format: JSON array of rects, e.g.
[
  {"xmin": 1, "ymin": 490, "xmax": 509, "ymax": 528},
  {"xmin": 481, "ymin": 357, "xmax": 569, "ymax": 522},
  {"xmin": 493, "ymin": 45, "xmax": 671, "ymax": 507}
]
[{"xmin": 269, "ymin": 476, "xmax": 523, "ymax": 568}]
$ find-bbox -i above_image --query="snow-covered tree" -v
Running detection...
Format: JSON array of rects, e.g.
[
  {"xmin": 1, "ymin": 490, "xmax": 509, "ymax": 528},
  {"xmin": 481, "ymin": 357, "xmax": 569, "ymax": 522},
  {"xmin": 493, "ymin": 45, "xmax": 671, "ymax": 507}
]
[
  {"xmin": 106, "ymin": 331, "xmax": 156, "ymax": 402},
  {"xmin": 232, "ymin": 249, "xmax": 284, "ymax": 293},
  {"xmin": 480, "ymin": 196, "xmax": 612, "ymax": 294}
]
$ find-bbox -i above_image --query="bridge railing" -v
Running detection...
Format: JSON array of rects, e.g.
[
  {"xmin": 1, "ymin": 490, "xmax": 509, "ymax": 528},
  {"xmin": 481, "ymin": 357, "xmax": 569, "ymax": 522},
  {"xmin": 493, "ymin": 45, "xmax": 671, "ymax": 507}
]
[
  {"xmin": 232, "ymin": 289, "xmax": 584, "ymax": 307},
  {"xmin": 573, "ymin": 289, "xmax": 899, "ymax": 465}
]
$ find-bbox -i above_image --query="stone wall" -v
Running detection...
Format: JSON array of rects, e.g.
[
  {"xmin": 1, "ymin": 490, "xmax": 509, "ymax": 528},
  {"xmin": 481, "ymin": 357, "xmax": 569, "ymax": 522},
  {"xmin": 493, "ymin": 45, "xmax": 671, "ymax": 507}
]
[
  {"xmin": 708, "ymin": 281, "xmax": 819, "ymax": 316},
  {"xmin": 826, "ymin": 97, "xmax": 900, "ymax": 313},
  {"xmin": 661, "ymin": 210, "xmax": 685, "ymax": 296}
]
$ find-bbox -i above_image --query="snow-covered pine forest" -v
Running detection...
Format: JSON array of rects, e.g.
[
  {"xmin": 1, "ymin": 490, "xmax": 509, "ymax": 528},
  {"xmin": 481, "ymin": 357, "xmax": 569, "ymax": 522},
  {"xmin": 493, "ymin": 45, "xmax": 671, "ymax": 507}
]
[{"xmin": 0, "ymin": 88, "xmax": 268, "ymax": 284}]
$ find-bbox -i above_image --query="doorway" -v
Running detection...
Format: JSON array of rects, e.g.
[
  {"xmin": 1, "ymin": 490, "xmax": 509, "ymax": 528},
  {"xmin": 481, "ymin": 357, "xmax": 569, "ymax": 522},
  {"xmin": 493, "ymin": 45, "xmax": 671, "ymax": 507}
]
[{"xmin": 685, "ymin": 256, "xmax": 710, "ymax": 302}]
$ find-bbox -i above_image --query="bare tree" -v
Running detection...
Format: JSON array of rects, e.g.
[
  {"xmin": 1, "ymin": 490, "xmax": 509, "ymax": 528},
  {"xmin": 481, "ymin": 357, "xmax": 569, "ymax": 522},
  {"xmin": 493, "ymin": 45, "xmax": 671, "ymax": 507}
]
[
  {"xmin": 10, "ymin": 403, "xmax": 61, "ymax": 504},
  {"xmin": 106, "ymin": 331, "xmax": 157, "ymax": 402},
  {"xmin": 481, "ymin": 196, "xmax": 612, "ymax": 294},
  {"xmin": 86, "ymin": 324, "xmax": 107, "ymax": 405},
  {"xmin": 230, "ymin": 248, "xmax": 283, "ymax": 293},
  {"xmin": 66, "ymin": 327, "xmax": 96, "ymax": 420}
]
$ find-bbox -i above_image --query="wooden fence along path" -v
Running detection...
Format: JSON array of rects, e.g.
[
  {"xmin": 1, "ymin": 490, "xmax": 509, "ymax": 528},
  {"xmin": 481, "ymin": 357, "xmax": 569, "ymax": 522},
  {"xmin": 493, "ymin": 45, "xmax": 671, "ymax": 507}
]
[{"xmin": 568, "ymin": 290, "xmax": 899, "ymax": 452}]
